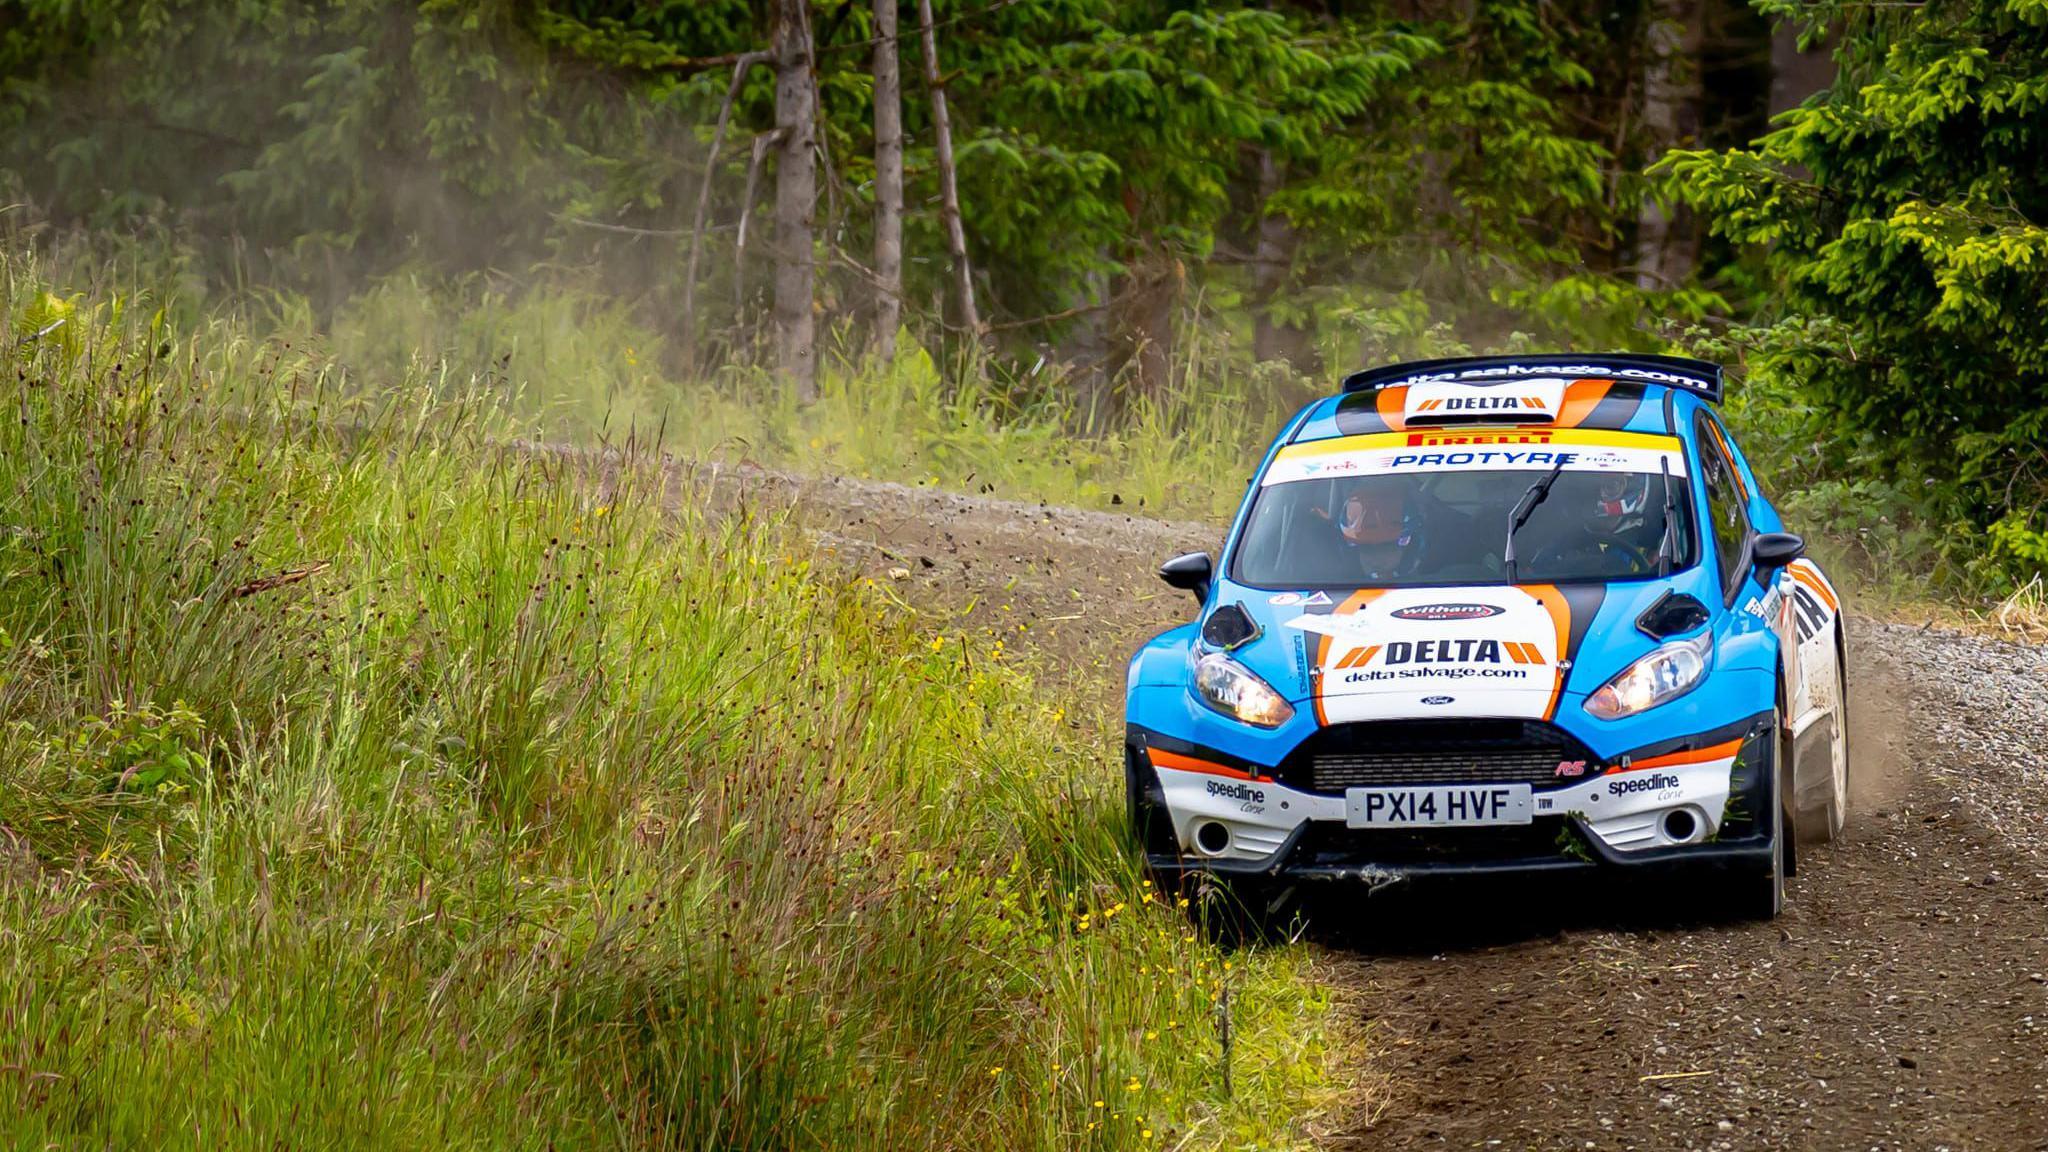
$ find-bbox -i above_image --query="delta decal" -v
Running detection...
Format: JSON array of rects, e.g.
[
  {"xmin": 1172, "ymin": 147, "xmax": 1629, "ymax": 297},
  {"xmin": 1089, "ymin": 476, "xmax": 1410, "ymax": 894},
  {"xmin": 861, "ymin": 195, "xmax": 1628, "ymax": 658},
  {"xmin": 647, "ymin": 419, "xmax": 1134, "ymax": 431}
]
[
  {"xmin": 1403, "ymin": 378, "xmax": 1568, "ymax": 424},
  {"xmin": 1284, "ymin": 585, "xmax": 1576, "ymax": 723}
]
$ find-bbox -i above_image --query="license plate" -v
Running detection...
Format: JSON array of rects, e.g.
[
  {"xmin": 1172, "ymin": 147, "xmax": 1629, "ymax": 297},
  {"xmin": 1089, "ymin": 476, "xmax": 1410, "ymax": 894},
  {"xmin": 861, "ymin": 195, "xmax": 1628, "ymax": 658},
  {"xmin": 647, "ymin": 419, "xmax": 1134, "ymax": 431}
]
[{"xmin": 1345, "ymin": 783, "xmax": 1533, "ymax": 828}]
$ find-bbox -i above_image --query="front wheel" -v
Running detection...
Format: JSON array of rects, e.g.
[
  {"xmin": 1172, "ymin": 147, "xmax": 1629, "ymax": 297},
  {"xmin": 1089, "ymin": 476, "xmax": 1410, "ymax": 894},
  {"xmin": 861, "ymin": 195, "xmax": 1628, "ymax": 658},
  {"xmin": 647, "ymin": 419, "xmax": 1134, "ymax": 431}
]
[
  {"xmin": 1729, "ymin": 707, "xmax": 1794, "ymax": 920},
  {"xmin": 1797, "ymin": 623, "xmax": 1851, "ymax": 843},
  {"xmin": 1189, "ymin": 874, "xmax": 1292, "ymax": 948}
]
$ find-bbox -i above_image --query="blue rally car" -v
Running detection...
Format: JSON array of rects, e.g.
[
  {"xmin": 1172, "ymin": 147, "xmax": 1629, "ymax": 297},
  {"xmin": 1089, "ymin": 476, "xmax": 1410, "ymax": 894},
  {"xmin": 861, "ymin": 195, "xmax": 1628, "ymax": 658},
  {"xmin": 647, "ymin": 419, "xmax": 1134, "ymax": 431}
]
[{"xmin": 1125, "ymin": 354, "xmax": 1848, "ymax": 919}]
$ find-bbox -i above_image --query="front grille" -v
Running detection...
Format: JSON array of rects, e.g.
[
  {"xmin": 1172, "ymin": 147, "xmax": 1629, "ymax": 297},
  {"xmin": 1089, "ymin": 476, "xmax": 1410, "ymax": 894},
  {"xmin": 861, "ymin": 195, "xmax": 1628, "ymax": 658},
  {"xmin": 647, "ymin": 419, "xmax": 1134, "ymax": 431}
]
[
  {"xmin": 1312, "ymin": 745, "xmax": 1564, "ymax": 789},
  {"xmin": 1280, "ymin": 719, "xmax": 1596, "ymax": 794}
]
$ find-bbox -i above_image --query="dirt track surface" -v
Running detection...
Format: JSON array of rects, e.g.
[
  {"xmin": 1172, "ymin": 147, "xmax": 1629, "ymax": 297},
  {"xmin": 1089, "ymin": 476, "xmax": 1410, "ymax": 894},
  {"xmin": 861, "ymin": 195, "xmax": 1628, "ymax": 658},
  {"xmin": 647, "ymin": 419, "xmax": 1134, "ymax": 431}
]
[{"xmin": 707, "ymin": 464, "xmax": 2048, "ymax": 1151}]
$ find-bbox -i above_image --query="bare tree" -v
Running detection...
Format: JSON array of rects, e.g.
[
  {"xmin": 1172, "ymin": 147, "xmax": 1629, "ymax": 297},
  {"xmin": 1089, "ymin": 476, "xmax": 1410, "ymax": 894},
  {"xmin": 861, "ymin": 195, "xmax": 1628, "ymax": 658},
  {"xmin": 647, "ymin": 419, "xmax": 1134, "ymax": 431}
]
[
  {"xmin": 683, "ymin": 51, "xmax": 768, "ymax": 375},
  {"xmin": 1110, "ymin": 246, "xmax": 1178, "ymax": 406},
  {"xmin": 915, "ymin": 0, "xmax": 981, "ymax": 341},
  {"xmin": 734, "ymin": 127, "xmax": 787, "ymax": 322},
  {"xmin": 873, "ymin": 0, "xmax": 904, "ymax": 363},
  {"xmin": 1634, "ymin": 0, "xmax": 1705, "ymax": 290},
  {"xmin": 1250, "ymin": 147, "xmax": 1312, "ymax": 371},
  {"xmin": 772, "ymin": 0, "xmax": 819, "ymax": 400}
]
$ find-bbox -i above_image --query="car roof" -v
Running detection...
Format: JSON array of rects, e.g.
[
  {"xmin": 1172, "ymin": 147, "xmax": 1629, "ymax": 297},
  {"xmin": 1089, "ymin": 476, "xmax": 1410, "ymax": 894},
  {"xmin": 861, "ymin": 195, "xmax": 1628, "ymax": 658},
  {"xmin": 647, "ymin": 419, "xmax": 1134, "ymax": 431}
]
[{"xmin": 1289, "ymin": 375, "xmax": 1700, "ymax": 444}]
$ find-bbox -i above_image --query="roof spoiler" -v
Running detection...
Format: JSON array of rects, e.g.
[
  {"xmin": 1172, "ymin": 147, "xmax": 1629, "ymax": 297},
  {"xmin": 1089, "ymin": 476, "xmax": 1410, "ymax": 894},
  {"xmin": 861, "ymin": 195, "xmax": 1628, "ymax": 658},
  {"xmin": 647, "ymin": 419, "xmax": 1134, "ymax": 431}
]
[{"xmin": 1341, "ymin": 353, "xmax": 1725, "ymax": 404}]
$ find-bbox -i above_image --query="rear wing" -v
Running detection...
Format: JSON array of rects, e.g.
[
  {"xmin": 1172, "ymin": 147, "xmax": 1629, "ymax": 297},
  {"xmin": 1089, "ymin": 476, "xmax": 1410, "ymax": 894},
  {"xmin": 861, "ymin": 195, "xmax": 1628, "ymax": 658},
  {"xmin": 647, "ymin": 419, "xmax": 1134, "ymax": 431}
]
[{"xmin": 1341, "ymin": 353, "xmax": 1724, "ymax": 404}]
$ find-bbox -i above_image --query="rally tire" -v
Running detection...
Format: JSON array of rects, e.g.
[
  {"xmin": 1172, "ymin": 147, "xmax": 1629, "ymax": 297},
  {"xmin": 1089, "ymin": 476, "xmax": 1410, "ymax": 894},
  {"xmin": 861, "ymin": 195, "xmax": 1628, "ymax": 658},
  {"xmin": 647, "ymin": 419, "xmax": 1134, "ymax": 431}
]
[
  {"xmin": 1729, "ymin": 706, "xmax": 1792, "ymax": 920},
  {"xmin": 1797, "ymin": 622, "xmax": 1851, "ymax": 844},
  {"xmin": 1191, "ymin": 875, "xmax": 1282, "ymax": 948},
  {"xmin": 1125, "ymin": 746, "xmax": 1176, "ymax": 860}
]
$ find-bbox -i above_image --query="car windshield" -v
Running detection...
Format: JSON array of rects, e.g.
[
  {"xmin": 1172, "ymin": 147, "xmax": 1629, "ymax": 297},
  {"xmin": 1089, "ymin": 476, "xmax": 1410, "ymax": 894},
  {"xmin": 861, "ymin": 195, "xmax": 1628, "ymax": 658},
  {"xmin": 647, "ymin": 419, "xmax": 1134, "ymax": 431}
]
[{"xmin": 1230, "ymin": 435, "xmax": 1697, "ymax": 587}]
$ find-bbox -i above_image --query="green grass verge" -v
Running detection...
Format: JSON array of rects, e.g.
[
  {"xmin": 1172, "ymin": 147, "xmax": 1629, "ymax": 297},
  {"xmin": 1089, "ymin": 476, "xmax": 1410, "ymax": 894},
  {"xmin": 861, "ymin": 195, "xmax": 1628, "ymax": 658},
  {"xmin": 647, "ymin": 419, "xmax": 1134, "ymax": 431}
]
[
  {"xmin": 0, "ymin": 259, "xmax": 1353, "ymax": 1148},
  {"xmin": 183, "ymin": 256, "xmax": 1303, "ymax": 522}
]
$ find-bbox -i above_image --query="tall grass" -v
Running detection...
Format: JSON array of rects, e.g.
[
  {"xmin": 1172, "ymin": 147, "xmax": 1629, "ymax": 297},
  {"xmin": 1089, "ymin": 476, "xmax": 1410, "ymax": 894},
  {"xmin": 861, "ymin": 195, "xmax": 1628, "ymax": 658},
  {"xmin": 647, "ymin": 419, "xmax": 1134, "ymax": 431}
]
[
  {"xmin": 0, "ymin": 258, "xmax": 1351, "ymax": 1149},
  {"xmin": 243, "ymin": 265, "xmax": 1311, "ymax": 522}
]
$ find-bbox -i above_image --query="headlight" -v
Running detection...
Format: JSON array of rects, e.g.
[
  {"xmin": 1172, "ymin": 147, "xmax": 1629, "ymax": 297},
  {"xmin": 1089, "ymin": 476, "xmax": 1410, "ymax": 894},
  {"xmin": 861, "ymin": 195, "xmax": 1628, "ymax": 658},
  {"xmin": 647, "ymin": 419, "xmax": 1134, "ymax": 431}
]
[
  {"xmin": 1192, "ymin": 652, "xmax": 1295, "ymax": 728},
  {"xmin": 1584, "ymin": 632, "xmax": 1712, "ymax": 720}
]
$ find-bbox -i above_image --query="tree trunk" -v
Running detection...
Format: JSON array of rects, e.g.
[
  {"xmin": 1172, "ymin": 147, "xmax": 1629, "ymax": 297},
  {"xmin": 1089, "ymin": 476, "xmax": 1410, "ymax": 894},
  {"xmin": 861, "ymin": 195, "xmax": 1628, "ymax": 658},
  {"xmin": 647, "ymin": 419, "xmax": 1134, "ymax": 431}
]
[
  {"xmin": 915, "ymin": 0, "xmax": 981, "ymax": 342},
  {"xmin": 771, "ymin": 0, "xmax": 818, "ymax": 400},
  {"xmin": 1634, "ymin": 0, "xmax": 1704, "ymax": 290},
  {"xmin": 684, "ymin": 52, "xmax": 767, "ymax": 376},
  {"xmin": 1110, "ymin": 246, "xmax": 1178, "ymax": 408},
  {"xmin": 872, "ymin": 0, "xmax": 904, "ymax": 363},
  {"xmin": 1768, "ymin": 22, "xmax": 1835, "ymax": 118},
  {"xmin": 1250, "ymin": 147, "xmax": 1313, "ymax": 372},
  {"xmin": 1058, "ymin": 267, "xmax": 1114, "ymax": 430}
]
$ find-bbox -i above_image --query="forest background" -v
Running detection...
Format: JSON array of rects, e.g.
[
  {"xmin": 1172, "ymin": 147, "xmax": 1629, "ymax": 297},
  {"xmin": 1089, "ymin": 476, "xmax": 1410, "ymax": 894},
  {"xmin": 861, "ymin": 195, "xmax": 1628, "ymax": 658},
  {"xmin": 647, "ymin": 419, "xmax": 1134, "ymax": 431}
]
[
  {"xmin": 4, "ymin": 0, "xmax": 2047, "ymax": 591},
  {"xmin": 4, "ymin": 3, "xmax": 2048, "ymax": 1146}
]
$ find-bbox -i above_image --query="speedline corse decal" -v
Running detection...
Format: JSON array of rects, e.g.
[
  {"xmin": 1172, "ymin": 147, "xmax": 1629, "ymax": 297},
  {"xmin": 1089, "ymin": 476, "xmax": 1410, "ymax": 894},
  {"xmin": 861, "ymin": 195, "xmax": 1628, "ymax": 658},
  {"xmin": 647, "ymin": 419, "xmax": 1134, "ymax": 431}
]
[{"xmin": 1262, "ymin": 429, "xmax": 1688, "ymax": 487}]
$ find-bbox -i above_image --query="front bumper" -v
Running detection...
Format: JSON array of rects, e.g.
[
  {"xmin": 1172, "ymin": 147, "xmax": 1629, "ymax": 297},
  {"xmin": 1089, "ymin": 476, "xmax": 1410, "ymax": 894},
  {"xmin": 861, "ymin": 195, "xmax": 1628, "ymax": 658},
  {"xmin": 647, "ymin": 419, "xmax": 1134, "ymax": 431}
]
[
  {"xmin": 1128, "ymin": 718, "xmax": 1776, "ymax": 888},
  {"xmin": 1140, "ymin": 815, "xmax": 1775, "ymax": 887}
]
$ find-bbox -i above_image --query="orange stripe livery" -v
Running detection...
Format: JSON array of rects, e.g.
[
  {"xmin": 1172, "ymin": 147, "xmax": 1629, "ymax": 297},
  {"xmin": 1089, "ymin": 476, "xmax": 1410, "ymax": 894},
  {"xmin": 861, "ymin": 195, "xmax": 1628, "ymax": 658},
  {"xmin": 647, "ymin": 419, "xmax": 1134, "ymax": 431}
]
[
  {"xmin": 1522, "ymin": 583, "xmax": 1572, "ymax": 719},
  {"xmin": 1375, "ymin": 386, "xmax": 1410, "ymax": 431},
  {"xmin": 1334, "ymin": 644, "xmax": 1381, "ymax": 669},
  {"xmin": 1788, "ymin": 564, "xmax": 1839, "ymax": 614},
  {"xmin": 1146, "ymin": 748, "xmax": 1272, "ymax": 783},
  {"xmin": 1550, "ymin": 379, "xmax": 1613, "ymax": 428},
  {"xmin": 1313, "ymin": 589, "xmax": 1386, "ymax": 726}
]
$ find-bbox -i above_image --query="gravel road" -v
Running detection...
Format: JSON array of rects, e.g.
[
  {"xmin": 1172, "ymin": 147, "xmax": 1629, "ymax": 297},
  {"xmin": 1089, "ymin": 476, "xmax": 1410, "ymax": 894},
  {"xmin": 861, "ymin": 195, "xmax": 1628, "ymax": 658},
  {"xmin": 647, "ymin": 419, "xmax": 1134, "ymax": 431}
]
[{"xmin": 705, "ymin": 463, "xmax": 2048, "ymax": 1151}]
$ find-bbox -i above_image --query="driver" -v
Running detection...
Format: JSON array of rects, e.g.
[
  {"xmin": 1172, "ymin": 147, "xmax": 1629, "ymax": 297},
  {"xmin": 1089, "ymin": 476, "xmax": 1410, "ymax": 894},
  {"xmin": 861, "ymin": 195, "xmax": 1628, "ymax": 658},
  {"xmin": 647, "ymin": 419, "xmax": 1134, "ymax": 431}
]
[
  {"xmin": 1564, "ymin": 472, "xmax": 1655, "ymax": 571},
  {"xmin": 1333, "ymin": 482, "xmax": 1420, "ymax": 582}
]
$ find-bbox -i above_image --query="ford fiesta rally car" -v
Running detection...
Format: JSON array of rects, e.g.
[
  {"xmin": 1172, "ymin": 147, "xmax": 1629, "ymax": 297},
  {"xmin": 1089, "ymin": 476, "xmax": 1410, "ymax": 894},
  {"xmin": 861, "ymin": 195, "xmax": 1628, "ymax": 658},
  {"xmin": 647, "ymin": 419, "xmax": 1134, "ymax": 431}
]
[{"xmin": 1125, "ymin": 354, "xmax": 1848, "ymax": 919}]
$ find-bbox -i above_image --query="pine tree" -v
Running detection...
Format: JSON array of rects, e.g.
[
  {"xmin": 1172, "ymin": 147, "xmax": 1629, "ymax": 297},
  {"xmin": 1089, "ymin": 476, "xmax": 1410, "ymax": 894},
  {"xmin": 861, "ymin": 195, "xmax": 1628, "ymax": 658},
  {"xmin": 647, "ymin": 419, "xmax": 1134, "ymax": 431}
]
[{"xmin": 1663, "ymin": 0, "xmax": 2048, "ymax": 570}]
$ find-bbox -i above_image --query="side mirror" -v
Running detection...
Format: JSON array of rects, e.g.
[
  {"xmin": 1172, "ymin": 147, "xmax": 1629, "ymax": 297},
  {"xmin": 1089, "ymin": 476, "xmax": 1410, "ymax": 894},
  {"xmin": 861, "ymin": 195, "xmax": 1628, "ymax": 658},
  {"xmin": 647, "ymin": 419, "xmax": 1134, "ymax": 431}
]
[
  {"xmin": 1751, "ymin": 531, "xmax": 1805, "ymax": 573},
  {"xmin": 1158, "ymin": 552, "xmax": 1213, "ymax": 604}
]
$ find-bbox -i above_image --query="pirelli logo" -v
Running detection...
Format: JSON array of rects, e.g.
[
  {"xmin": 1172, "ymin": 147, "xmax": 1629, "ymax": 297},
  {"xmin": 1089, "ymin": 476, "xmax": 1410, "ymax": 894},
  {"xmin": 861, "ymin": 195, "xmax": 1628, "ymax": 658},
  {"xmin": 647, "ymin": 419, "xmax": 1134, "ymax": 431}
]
[{"xmin": 1406, "ymin": 430, "xmax": 1554, "ymax": 447}]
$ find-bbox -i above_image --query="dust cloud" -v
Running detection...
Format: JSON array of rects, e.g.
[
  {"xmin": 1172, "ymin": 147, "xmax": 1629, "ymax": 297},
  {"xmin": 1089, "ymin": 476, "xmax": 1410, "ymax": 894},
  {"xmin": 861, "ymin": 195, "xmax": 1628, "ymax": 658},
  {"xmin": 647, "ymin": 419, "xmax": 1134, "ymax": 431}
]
[{"xmin": 1844, "ymin": 636, "xmax": 1914, "ymax": 821}]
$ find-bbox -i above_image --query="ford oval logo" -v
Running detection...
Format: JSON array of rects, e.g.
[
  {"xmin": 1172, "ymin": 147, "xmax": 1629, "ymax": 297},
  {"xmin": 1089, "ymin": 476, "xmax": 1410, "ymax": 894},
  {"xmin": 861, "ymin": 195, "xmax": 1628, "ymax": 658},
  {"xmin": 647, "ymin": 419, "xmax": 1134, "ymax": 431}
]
[
  {"xmin": 1420, "ymin": 695, "xmax": 1456, "ymax": 706},
  {"xmin": 1392, "ymin": 603, "xmax": 1504, "ymax": 621}
]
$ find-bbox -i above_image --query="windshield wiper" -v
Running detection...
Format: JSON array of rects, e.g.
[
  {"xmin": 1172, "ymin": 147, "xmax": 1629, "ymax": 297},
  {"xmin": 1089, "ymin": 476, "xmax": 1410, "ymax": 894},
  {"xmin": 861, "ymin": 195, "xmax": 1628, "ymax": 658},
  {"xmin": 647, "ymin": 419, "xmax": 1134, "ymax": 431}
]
[
  {"xmin": 1656, "ymin": 455, "xmax": 1677, "ymax": 577},
  {"xmin": 1503, "ymin": 459, "xmax": 1567, "ymax": 584}
]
